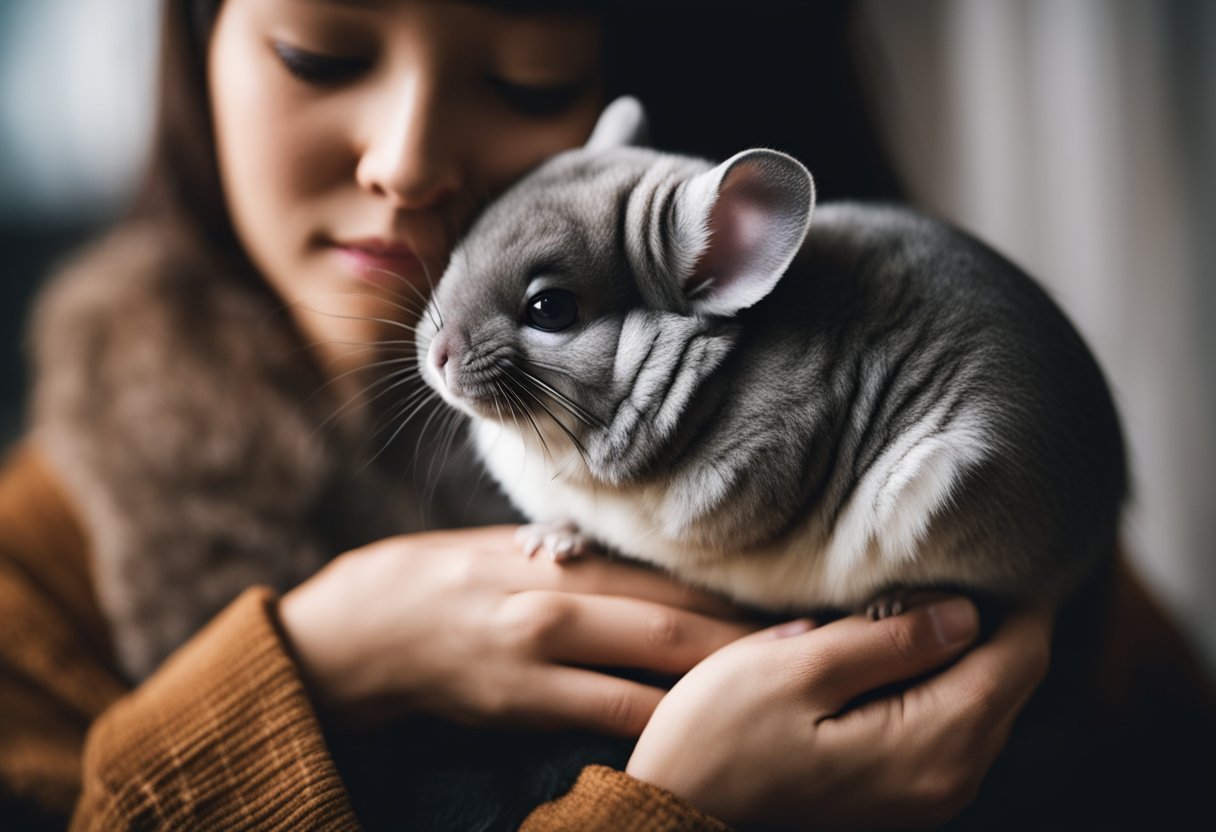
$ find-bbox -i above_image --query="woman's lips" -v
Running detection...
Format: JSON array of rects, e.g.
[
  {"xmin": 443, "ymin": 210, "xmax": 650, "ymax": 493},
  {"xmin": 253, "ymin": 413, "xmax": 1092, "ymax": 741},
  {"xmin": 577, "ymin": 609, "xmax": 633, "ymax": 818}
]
[{"xmin": 332, "ymin": 238, "xmax": 424, "ymax": 283}]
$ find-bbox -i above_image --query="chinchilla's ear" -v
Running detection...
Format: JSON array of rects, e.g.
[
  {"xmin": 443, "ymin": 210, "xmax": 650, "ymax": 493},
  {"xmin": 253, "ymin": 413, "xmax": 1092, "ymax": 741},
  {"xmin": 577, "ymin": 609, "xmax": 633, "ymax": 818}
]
[
  {"xmin": 585, "ymin": 96, "xmax": 650, "ymax": 152},
  {"xmin": 675, "ymin": 150, "xmax": 814, "ymax": 316}
]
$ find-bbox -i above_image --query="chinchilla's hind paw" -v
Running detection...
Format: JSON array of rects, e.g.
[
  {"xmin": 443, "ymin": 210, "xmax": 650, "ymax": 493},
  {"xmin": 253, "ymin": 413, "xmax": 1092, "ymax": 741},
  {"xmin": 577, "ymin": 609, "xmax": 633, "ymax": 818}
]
[{"xmin": 514, "ymin": 521, "xmax": 594, "ymax": 563}]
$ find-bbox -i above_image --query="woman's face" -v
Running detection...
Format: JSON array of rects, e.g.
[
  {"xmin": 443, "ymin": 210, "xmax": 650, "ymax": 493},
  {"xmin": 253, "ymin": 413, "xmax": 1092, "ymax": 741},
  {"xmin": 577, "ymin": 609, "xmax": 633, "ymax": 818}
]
[{"xmin": 208, "ymin": 0, "xmax": 604, "ymax": 374}]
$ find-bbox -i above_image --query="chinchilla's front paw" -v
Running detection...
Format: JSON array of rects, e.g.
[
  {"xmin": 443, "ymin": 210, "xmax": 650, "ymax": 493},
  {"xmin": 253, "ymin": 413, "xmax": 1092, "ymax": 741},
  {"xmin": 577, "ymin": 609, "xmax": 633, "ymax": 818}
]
[
  {"xmin": 863, "ymin": 588, "xmax": 957, "ymax": 621},
  {"xmin": 514, "ymin": 521, "xmax": 594, "ymax": 563},
  {"xmin": 865, "ymin": 590, "xmax": 912, "ymax": 621}
]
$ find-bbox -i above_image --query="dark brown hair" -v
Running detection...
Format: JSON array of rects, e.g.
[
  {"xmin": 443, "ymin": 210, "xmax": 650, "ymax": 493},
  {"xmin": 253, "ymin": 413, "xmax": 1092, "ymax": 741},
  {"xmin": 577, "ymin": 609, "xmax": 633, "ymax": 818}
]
[
  {"xmin": 132, "ymin": 1, "xmax": 235, "ymax": 262},
  {"xmin": 130, "ymin": 0, "xmax": 901, "ymax": 273},
  {"xmin": 602, "ymin": 2, "xmax": 904, "ymax": 201}
]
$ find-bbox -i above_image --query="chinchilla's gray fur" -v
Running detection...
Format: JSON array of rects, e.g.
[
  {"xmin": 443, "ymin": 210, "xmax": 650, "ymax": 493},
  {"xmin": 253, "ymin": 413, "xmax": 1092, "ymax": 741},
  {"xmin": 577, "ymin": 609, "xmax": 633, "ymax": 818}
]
[{"xmin": 420, "ymin": 97, "xmax": 1126, "ymax": 616}]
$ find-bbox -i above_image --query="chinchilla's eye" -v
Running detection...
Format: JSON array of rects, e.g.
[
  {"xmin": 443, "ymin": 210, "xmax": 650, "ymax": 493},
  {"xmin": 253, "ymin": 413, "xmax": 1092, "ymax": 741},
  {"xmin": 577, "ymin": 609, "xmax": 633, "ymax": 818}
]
[{"xmin": 525, "ymin": 289, "xmax": 578, "ymax": 332}]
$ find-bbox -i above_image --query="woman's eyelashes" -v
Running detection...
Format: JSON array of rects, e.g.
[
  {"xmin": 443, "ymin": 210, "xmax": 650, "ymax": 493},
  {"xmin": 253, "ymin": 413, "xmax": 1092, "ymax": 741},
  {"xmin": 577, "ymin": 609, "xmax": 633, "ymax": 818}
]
[
  {"xmin": 486, "ymin": 75, "xmax": 588, "ymax": 117},
  {"xmin": 272, "ymin": 41, "xmax": 371, "ymax": 86},
  {"xmin": 270, "ymin": 40, "xmax": 586, "ymax": 116}
]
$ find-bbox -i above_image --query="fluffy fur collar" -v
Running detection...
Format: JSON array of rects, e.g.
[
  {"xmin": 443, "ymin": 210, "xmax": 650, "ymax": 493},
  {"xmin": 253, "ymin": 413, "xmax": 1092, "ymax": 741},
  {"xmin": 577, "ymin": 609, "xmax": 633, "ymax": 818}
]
[{"xmin": 30, "ymin": 225, "xmax": 508, "ymax": 680}]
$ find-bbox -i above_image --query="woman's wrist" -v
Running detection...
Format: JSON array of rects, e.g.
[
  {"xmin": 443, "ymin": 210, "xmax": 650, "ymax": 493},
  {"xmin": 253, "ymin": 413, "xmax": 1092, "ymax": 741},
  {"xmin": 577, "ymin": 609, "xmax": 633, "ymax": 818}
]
[{"xmin": 276, "ymin": 571, "xmax": 391, "ymax": 730}]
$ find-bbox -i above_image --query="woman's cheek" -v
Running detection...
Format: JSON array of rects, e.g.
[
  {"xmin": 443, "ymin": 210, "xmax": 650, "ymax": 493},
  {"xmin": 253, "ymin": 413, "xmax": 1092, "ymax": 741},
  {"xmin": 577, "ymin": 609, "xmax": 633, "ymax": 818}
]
[{"xmin": 476, "ymin": 103, "xmax": 603, "ymax": 196}]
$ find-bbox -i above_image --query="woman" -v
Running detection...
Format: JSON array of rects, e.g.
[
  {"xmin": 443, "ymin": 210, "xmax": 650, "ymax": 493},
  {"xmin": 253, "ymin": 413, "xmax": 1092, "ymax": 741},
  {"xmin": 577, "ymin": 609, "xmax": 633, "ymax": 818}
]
[{"xmin": 2, "ymin": 0, "xmax": 1200, "ymax": 829}]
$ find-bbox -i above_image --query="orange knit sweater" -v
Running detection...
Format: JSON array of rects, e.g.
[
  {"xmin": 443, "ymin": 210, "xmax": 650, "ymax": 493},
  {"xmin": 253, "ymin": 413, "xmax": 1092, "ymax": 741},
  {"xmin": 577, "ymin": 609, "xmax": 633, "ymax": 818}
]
[{"xmin": 0, "ymin": 443, "xmax": 730, "ymax": 830}]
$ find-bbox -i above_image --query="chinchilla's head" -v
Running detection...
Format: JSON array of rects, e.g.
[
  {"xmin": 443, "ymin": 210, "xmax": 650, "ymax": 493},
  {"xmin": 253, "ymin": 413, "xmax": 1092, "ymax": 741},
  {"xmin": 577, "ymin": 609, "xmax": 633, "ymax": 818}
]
[{"xmin": 417, "ymin": 96, "xmax": 815, "ymax": 483}]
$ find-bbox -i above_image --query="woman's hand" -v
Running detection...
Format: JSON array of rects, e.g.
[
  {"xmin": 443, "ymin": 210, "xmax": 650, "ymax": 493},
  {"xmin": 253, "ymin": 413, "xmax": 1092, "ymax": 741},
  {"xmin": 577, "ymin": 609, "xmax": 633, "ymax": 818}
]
[
  {"xmin": 278, "ymin": 526, "xmax": 757, "ymax": 733},
  {"xmin": 626, "ymin": 600, "xmax": 1053, "ymax": 830}
]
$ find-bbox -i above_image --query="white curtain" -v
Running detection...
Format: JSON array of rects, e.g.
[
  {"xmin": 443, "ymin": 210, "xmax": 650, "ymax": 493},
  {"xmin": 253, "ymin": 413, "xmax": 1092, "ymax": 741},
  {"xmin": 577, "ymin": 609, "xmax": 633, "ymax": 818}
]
[{"xmin": 860, "ymin": 0, "xmax": 1216, "ymax": 675}]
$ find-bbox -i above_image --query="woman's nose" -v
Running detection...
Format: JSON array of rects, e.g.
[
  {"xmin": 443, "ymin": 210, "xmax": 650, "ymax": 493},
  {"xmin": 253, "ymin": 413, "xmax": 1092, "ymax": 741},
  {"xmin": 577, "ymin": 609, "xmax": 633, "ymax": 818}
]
[{"xmin": 355, "ymin": 76, "xmax": 464, "ymax": 210}]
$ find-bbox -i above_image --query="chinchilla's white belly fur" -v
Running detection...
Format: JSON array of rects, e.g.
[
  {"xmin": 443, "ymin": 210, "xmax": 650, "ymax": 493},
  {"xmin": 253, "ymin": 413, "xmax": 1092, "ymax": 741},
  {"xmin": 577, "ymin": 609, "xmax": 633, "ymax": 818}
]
[{"xmin": 475, "ymin": 420, "xmax": 972, "ymax": 613}]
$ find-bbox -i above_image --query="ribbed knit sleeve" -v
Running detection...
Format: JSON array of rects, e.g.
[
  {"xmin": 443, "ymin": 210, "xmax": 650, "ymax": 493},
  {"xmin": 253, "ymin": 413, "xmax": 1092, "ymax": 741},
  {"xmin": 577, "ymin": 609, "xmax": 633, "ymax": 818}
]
[
  {"xmin": 0, "ymin": 445, "xmax": 731, "ymax": 829},
  {"xmin": 521, "ymin": 765, "xmax": 733, "ymax": 832},
  {"xmin": 71, "ymin": 587, "xmax": 359, "ymax": 830}
]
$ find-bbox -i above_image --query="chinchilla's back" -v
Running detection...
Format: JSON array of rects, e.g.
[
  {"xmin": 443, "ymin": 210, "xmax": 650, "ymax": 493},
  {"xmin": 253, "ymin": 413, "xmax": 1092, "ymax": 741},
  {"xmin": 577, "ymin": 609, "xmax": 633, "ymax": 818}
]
[{"xmin": 688, "ymin": 202, "xmax": 1127, "ymax": 606}]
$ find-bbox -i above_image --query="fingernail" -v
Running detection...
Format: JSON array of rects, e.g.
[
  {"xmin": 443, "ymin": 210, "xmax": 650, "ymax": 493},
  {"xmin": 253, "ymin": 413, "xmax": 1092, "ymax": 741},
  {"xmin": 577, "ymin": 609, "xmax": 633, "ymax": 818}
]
[
  {"xmin": 768, "ymin": 618, "xmax": 813, "ymax": 639},
  {"xmin": 927, "ymin": 599, "xmax": 978, "ymax": 646}
]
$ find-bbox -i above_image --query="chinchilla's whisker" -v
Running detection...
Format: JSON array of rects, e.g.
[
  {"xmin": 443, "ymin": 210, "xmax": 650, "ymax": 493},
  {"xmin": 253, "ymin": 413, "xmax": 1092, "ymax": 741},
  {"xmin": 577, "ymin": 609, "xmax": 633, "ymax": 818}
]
[
  {"xmin": 254, "ymin": 306, "xmax": 399, "ymax": 372},
  {"xmin": 257, "ymin": 294, "xmax": 430, "ymax": 445},
  {"xmin": 384, "ymin": 385, "xmax": 438, "ymax": 444},
  {"xmin": 312, "ymin": 363, "xmax": 425, "ymax": 441},
  {"xmin": 458, "ymin": 446, "xmax": 494, "ymax": 526},
  {"xmin": 315, "ymin": 337, "xmax": 415, "ymax": 356},
  {"xmin": 423, "ymin": 406, "xmax": 454, "ymax": 489},
  {"xmin": 442, "ymin": 406, "xmax": 465, "ymax": 460},
  {"xmin": 293, "ymin": 335, "xmax": 416, "ymax": 398},
  {"xmin": 366, "ymin": 380, "xmax": 434, "ymax": 442},
  {"xmin": 332, "ymin": 284, "xmax": 430, "ymax": 317},
  {"xmin": 299, "ymin": 342, "xmax": 416, "ymax": 410},
  {"xmin": 394, "ymin": 225, "xmax": 444, "ymax": 329},
  {"xmin": 494, "ymin": 380, "xmax": 525, "ymax": 451},
  {"xmin": 516, "ymin": 368, "xmax": 602, "ymax": 429},
  {"xmin": 365, "ymin": 268, "xmax": 440, "ymax": 332},
  {"xmin": 356, "ymin": 341, "xmax": 417, "ymax": 354},
  {"xmin": 277, "ymin": 291, "xmax": 428, "ymax": 336},
  {"xmin": 531, "ymin": 391, "xmax": 590, "ymax": 468},
  {"xmin": 356, "ymin": 387, "xmax": 440, "ymax": 477},
  {"xmin": 357, "ymin": 354, "xmax": 422, "ymax": 372},
  {"xmin": 510, "ymin": 372, "xmax": 590, "ymax": 470},
  {"xmin": 358, "ymin": 267, "xmax": 432, "ymax": 312},
  {"xmin": 410, "ymin": 385, "xmax": 445, "ymax": 459},
  {"xmin": 254, "ymin": 290, "xmax": 425, "ymax": 359},
  {"xmin": 361, "ymin": 387, "xmax": 434, "ymax": 467},
  {"xmin": 426, "ymin": 407, "xmax": 466, "ymax": 502},
  {"xmin": 516, "ymin": 367, "xmax": 589, "ymax": 419},
  {"xmin": 411, "ymin": 394, "xmax": 449, "ymax": 503},
  {"xmin": 489, "ymin": 380, "xmax": 535, "ymax": 501},
  {"xmin": 524, "ymin": 359, "xmax": 578, "ymax": 381},
  {"xmin": 420, "ymin": 409, "xmax": 449, "ymax": 514},
  {"xmin": 522, "ymin": 375, "xmax": 591, "ymax": 449},
  {"xmin": 288, "ymin": 299, "xmax": 428, "ymax": 342},
  {"xmin": 332, "ymin": 311, "xmax": 422, "ymax": 335},
  {"xmin": 340, "ymin": 288, "xmax": 433, "ymax": 328},
  {"xmin": 419, "ymin": 257, "xmax": 444, "ymax": 330},
  {"xmin": 347, "ymin": 398, "xmax": 422, "ymax": 480},
  {"xmin": 502, "ymin": 380, "xmax": 552, "ymax": 465},
  {"xmin": 317, "ymin": 354, "xmax": 422, "ymax": 402}
]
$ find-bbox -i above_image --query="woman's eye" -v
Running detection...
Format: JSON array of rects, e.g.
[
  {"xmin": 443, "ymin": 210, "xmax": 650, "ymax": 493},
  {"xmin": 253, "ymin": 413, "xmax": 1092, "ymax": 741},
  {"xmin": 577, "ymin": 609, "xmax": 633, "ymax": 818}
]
[
  {"xmin": 487, "ymin": 76, "xmax": 585, "ymax": 117},
  {"xmin": 525, "ymin": 290, "xmax": 579, "ymax": 332},
  {"xmin": 273, "ymin": 42, "xmax": 370, "ymax": 86}
]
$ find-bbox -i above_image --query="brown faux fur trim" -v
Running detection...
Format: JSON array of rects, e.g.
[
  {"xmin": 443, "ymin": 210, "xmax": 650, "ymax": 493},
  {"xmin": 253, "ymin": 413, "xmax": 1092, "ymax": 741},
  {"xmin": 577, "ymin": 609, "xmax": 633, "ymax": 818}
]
[{"xmin": 29, "ymin": 224, "xmax": 505, "ymax": 680}]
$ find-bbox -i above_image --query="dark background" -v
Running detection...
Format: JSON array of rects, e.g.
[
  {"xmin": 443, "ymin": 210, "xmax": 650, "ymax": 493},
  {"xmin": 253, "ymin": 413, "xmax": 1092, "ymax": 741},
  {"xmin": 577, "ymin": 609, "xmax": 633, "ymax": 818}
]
[{"xmin": 1, "ymin": 221, "xmax": 101, "ymax": 445}]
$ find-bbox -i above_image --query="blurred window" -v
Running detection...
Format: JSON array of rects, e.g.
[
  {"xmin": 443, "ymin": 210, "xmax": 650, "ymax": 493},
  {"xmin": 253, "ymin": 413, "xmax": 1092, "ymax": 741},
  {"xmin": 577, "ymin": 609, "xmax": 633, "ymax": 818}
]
[{"xmin": 0, "ymin": 0, "xmax": 159, "ymax": 221}]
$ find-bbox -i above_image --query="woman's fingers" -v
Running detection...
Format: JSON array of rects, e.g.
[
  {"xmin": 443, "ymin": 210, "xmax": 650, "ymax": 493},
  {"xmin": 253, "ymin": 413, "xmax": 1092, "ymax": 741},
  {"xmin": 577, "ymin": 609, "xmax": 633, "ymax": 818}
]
[
  {"xmin": 909, "ymin": 603, "xmax": 1053, "ymax": 731},
  {"xmin": 464, "ymin": 525, "xmax": 747, "ymax": 619},
  {"xmin": 555, "ymin": 558, "xmax": 745, "ymax": 619},
  {"xmin": 511, "ymin": 667, "xmax": 667, "ymax": 737},
  {"xmin": 496, "ymin": 590, "xmax": 758, "ymax": 673},
  {"xmin": 774, "ymin": 598, "xmax": 981, "ymax": 716},
  {"xmin": 623, "ymin": 598, "xmax": 1055, "ymax": 829},
  {"xmin": 821, "ymin": 604, "xmax": 1054, "ymax": 821}
]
